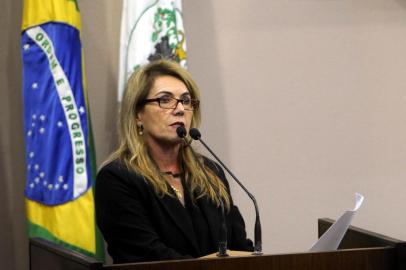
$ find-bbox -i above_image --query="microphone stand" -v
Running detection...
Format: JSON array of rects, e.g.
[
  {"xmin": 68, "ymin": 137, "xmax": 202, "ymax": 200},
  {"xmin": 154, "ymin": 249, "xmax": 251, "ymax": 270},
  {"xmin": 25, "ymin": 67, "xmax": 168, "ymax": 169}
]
[{"xmin": 191, "ymin": 130, "xmax": 263, "ymax": 255}]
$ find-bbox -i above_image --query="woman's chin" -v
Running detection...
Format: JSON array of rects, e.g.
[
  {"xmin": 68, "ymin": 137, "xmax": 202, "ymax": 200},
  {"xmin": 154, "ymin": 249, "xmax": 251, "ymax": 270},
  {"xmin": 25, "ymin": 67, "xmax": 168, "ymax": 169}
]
[{"xmin": 154, "ymin": 135, "xmax": 183, "ymax": 147}]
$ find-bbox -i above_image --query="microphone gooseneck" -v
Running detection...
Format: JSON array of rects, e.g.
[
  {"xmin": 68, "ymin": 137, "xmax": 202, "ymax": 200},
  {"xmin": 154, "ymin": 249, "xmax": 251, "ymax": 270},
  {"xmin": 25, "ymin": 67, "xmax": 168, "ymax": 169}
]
[
  {"xmin": 176, "ymin": 126, "xmax": 229, "ymax": 257},
  {"xmin": 189, "ymin": 128, "xmax": 263, "ymax": 255}
]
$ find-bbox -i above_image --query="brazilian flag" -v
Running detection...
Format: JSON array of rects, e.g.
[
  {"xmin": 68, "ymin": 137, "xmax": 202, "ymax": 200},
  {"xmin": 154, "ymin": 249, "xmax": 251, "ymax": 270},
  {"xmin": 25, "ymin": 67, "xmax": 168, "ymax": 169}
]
[{"xmin": 21, "ymin": 0, "xmax": 104, "ymax": 260}]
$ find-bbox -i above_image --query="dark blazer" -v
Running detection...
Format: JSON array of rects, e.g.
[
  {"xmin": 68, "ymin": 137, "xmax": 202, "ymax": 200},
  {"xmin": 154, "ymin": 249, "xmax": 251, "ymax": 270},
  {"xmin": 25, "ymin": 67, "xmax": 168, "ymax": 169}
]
[{"xmin": 95, "ymin": 159, "xmax": 253, "ymax": 263}]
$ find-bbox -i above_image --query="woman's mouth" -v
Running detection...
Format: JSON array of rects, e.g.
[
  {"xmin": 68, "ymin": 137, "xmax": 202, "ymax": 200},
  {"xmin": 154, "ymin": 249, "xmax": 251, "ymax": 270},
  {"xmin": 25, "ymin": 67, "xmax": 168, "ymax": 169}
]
[{"xmin": 169, "ymin": 122, "xmax": 185, "ymax": 128}]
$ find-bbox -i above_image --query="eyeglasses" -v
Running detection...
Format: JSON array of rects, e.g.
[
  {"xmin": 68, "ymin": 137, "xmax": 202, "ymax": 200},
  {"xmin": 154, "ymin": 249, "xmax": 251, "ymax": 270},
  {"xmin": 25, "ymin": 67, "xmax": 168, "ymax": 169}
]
[{"xmin": 142, "ymin": 96, "xmax": 200, "ymax": 111}]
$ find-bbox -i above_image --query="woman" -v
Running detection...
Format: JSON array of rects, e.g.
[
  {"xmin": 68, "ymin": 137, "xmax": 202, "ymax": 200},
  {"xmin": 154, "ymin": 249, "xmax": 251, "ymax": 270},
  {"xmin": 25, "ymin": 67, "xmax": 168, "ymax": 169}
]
[{"xmin": 95, "ymin": 59, "xmax": 253, "ymax": 263}]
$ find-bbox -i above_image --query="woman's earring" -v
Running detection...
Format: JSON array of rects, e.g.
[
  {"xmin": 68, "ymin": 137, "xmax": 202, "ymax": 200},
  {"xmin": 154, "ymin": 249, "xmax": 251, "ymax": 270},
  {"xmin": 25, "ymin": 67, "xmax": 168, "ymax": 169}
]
[{"xmin": 137, "ymin": 124, "xmax": 144, "ymax": 135}]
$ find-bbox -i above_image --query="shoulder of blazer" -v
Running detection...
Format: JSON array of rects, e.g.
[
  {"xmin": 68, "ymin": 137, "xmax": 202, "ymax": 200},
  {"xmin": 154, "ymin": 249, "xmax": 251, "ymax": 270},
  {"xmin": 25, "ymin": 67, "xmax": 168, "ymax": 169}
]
[
  {"xmin": 202, "ymin": 156, "xmax": 230, "ymax": 189},
  {"xmin": 97, "ymin": 159, "xmax": 151, "ymax": 191},
  {"xmin": 202, "ymin": 156, "xmax": 222, "ymax": 176}
]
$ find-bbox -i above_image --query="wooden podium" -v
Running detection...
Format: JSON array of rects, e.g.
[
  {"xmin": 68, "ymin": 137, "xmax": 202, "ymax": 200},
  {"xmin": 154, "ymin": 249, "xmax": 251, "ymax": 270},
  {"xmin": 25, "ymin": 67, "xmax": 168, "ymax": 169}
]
[{"xmin": 29, "ymin": 218, "xmax": 406, "ymax": 270}]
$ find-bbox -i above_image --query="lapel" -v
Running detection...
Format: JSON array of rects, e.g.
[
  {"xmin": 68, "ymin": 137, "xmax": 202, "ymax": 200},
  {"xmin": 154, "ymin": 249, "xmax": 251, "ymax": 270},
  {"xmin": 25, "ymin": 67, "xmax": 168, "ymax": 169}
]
[
  {"xmin": 157, "ymin": 189, "xmax": 200, "ymax": 254},
  {"xmin": 197, "ymin": 196, "xmax": 222, "ymax": 245}
]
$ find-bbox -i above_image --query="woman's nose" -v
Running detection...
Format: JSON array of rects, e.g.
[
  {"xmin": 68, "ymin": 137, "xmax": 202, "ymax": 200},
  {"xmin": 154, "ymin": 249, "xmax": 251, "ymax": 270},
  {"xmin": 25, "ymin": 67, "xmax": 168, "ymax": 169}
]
[{"xmin": 173, "ymin": 100, "xmax": 185, "ymax": 115}]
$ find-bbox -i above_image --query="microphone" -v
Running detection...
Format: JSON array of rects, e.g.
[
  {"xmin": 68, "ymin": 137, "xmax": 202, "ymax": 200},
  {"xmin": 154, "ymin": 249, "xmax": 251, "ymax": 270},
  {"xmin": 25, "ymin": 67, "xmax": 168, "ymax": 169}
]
[
  {"xmin": 176, "ymin": 125, "xmax": 187, "ymax": 138},
  {"xmin": 176, "ymin": 126, "xmax": 229, "ymax": 257},
  {"xmin": 189, "ymin": 128, "xmax": 263, "ymax": 255}
]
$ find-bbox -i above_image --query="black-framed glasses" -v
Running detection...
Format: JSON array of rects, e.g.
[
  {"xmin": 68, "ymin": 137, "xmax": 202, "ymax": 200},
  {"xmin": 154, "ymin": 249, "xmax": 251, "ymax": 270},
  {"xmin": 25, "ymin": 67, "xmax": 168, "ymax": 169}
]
[{"xmin": 142, "ymin": 96, "xmax": 200, "ymax": 111}]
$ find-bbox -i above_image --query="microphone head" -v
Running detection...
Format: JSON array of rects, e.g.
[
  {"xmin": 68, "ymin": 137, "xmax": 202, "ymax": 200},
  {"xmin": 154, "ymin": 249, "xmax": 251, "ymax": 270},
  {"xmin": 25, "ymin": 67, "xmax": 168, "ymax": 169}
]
[
  {"xmin": 176, "ymin": 126, "xmax": 187, "ymax": 138},
  {"xmin": 189, "ymin": 128, "xmax": 201, "ymax": 140}
]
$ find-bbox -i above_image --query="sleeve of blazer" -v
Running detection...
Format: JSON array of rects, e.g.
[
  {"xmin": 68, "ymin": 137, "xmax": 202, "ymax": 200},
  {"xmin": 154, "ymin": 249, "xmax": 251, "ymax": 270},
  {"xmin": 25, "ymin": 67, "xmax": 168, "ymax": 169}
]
[
  {"xmin": 205, "ymin": 159, "xmax": 254, "ymax": 252},
  {"xmin": 95, "ymin": 161, "xmax": 193, "ymax": 263}
]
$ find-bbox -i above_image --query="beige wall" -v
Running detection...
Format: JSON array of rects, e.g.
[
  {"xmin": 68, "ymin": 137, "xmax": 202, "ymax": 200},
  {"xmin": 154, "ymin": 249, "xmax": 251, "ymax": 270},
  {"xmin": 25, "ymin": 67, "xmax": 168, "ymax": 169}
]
[
  {"xmin": 1, "ymin": 0, "xmax": 27, "ymax": 269},
  {"xmin": 2, "ymin": 0, "xmax": 406, "ymax": 269},
  {"xmin": 184, "ymin": 0, "xmax": 406, "ymax": 253}
]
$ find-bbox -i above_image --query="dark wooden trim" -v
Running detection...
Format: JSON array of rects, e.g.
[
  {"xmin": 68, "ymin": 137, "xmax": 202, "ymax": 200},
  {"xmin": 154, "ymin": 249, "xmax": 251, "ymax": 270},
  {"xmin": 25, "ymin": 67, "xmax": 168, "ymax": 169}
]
[
  {"xmin": 30, "ymin": 238, "xmax": 103, "ymax": 270},
  {"xmin": 104, "ymin": 247, "xmax": 396, "ymax": 270},
  {"xmin": 318, "ymin": 218, "xmax": 406, "ymax": 270},
  {"xmin": 318, "ymin": 218, "xmax": 404, "ymax": 249},
  {"xmin": 28, "ymin": 219, "xmax": 406, "ymax": 270}
]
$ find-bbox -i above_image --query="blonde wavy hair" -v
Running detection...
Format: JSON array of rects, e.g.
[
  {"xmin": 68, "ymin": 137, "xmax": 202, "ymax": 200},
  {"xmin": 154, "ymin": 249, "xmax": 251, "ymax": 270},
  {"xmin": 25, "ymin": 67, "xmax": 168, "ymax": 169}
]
[{"xmin": 105, "ymin": 59, "xmax": 230, "ymax": 209}]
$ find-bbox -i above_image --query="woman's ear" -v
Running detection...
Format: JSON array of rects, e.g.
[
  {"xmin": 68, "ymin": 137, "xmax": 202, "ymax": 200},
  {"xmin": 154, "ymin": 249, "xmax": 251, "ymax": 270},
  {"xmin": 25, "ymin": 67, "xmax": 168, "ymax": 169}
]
[{"xmin": 136, "ymin": 110, "xmax": 143, "ymax": 124}]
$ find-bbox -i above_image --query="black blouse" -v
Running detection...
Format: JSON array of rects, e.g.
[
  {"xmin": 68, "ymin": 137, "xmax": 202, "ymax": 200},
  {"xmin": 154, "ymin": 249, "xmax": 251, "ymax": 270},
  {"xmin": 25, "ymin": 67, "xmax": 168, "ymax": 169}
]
[{"xmin": 181, "ymin": 178, "xmax": 216, "ymax": 257}]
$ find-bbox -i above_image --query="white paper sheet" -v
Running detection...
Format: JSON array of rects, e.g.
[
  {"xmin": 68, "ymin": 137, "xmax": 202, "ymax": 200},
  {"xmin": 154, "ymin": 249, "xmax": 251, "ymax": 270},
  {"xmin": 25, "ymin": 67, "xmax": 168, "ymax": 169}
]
[{"xmin": 309, "ymin": 193, "xmax": 364, "ymax": 252}]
